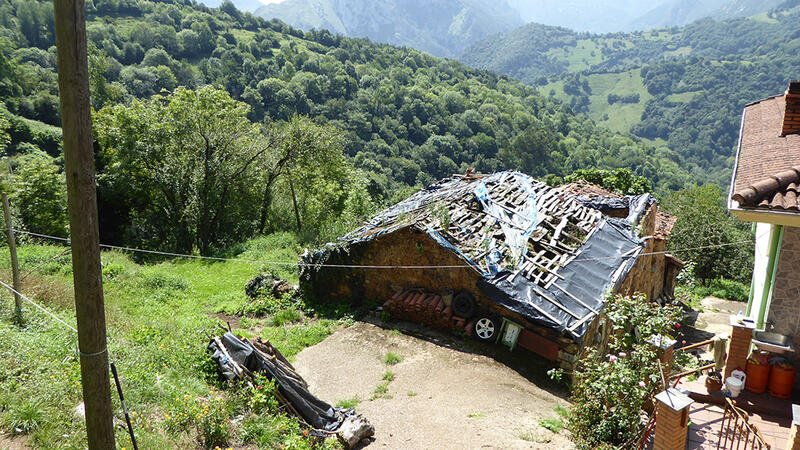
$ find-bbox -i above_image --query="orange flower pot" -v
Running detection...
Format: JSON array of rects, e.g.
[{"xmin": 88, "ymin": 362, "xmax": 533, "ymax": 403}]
[{"xmin": 768, "ymin": 364, "xmax": 796, "ymax": 399}]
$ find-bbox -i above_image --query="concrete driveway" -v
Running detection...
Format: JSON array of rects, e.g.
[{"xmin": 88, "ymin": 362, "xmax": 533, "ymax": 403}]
[{"xmin": 293, "ymin": 320, "xmax": 574, "ymax": 449}]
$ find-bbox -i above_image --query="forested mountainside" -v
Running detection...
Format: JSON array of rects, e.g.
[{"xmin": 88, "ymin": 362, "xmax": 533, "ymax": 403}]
[
  {"xmin": 1, "ymin": 0, "xmax": 702, "ymax": 251},
  {"xmin": 625, "ymin": 0, "xmax": 785, "ymax": 30},
  {"xmin": 253, "ymin": 0, "xmax": 522, "ymax": 58},
  {"xmin": 462, "ymin": 0, "xmax": 800, "ymax": 186}
]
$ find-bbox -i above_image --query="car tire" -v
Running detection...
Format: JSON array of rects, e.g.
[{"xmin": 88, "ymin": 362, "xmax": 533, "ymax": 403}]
[
  {"xmin": 452, "ymin": 291, "xmax": 476, "ymax": 318},
  {"xmin": 473, "ymin": 314, "xmax": 502, "ymax": 343}
]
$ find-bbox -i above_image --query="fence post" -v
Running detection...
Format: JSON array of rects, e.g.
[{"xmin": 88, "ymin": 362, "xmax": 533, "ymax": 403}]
[{"xmin": 2, "ymin": 193, "xmax": 22, "ymax": 322}]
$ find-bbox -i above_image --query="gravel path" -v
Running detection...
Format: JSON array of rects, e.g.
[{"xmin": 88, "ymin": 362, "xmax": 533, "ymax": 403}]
[{"xmin": 293, "ymin": 320, "xmax": 574, "ymax": 449}]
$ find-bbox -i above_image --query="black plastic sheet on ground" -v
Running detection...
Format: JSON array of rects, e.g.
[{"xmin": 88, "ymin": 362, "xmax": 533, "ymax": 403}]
[{"xmin": 208, "ymin": 332, "xmax": 350, "ymax": 431}]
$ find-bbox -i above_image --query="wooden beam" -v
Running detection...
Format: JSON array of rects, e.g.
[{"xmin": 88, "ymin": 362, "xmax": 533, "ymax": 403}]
[
  {"xmin": 552, "ymin": 283, "xmax": 599, "ymax": 314},
  {"xmin": 531, "ymin": 285, "xmax": 581, "ymax": 319},
  {"xmin": 53, "ymin": 0, "xmax": 115, "ymax": 447}
]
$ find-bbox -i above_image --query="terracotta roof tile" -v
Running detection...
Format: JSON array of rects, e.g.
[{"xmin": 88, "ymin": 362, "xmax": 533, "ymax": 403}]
[{"xmin": 731, "ymin": 94, "xmax": 800, "ymax": 212}]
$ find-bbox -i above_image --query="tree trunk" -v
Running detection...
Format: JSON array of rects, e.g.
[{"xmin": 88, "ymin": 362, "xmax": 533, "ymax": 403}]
[{"xmin": 289, "ymin": 175, "xmax": 301, "ymax": 232}]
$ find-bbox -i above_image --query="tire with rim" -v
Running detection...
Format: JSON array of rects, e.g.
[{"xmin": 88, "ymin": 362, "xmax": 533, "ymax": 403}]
[
  {"xmin": 473, "ymin": 313, "xmax": 502, "ymax": 343},
  {"xmin": 452, "ymin": 291, "xmax": 476, "ymax": 319}
]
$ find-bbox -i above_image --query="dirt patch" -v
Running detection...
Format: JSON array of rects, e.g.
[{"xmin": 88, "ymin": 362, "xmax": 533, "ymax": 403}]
[
  {"xmin": 0, "ymin": 433, "xmax": 28, "ymax": 450},
  {"xmin": 293, "ymin": 319, "xmax": 574, "ymax": 449}
]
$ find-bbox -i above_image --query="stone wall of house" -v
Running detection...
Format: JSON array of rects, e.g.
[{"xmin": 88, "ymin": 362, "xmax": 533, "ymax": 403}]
[
  {"xmin": 616, "ymin": 204, "xmax": 670, "ymax": 302},
  {"xmin": 307, "ymin": 227, "xmax": 589, "ymax": 369},
  {"xmin": 766, "ymin": 225, "xmax": 800, "ymax": 386}
]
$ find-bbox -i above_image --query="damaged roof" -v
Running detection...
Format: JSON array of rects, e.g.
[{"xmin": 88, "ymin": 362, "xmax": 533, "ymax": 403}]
[
  {"xmin": 337, "ymin": 171, "xmax": 653, "ymax": 338},
  {"xmin": 560, "ymin": 180, "xmax": 677, "ymax": 237}
]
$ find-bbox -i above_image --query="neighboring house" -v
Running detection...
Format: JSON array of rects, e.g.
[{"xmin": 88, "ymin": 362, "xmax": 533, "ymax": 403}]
[
  {"xmin": 728, "ymin": 81, "xmax": 800, "ymax": 375},
  {"xmin": 301, "ymin": 171, "xmax": 681, "ymax": 371}
]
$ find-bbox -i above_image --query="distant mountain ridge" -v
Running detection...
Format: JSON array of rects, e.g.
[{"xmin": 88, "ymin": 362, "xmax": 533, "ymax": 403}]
[
  {"xmin": 461, "ymin": 1, "xmax": 800, "ymax": 186},
  {"xmin": 253, "ymin": 0, "xmax": 523, "ymax": 57}
]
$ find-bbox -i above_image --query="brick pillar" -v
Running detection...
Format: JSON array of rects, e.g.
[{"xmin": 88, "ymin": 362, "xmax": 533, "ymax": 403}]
[
  {"xmin": 787, "ymin": 404, "xmax": 800, "ymax": 450},
  {"xmin": 654, "ymin": 388, "xmax": 694, "ymax": 450},
  {"xmin": 724, "ymin": 315, "xmax": 756, "ymax": 379},
  {"xmin": 648, "ymin": 334, "xmax": 677, "ymax": 375}
]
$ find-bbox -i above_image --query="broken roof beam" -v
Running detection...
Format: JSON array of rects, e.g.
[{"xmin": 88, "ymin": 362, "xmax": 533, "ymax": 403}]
[
  {"xmin": 552, "ymin": 282, "xmax": 599, "ymax": 314},
  {"xmin": 568, "ymin": 311, "xmax": 597, "ymax": 332}
]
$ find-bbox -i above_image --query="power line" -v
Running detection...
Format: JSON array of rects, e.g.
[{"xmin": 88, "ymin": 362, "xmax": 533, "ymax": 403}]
[
  {"xmin": 0, "ymin": 278, "xmax": 77, "ymax": 333},
  {"xmin": 12, "ymin": 228, "xmax": 754, "ymax": 269}
]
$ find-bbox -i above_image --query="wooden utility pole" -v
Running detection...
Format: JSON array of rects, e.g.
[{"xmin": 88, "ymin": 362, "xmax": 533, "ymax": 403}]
[
  {"xmin": 1, "ymin": 193, "xmax": 22, "ymax": 322},
  {"xmin": 52, "ymin": 0, "xmax": 115, "ymax": 448}
]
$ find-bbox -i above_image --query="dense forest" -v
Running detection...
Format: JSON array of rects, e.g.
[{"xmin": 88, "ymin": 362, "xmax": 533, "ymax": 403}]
[
  {"xmin": 462, "ymin": 0, "xmax": 800, "ymax": 186},
  {"xmin": 0, "ymin": 0, "xmax": 698, "ymax": 254}
]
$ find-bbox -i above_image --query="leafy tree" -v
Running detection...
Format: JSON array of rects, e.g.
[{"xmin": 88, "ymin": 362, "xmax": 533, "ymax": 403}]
[
  {"xmin": 95, "ymin": 86, "xmax": 273, "ymax": 254},
  {"xmin": 662, "ymin": 184, "xmax": 753, "ymax": 283},
  {"xmin": 564, "ymin": 168, "xmax": 652, "ymax": 195},
  {"xmin": 259, "ymin": 115, "xmax": 350, "ymax": 235},
  {"xmin": 11, "ymin": 154, "xmax": 68, "ymax": 237},
  {"xmin": 0, "ymin": 107, "xmax": 9, "ymax": 154}
]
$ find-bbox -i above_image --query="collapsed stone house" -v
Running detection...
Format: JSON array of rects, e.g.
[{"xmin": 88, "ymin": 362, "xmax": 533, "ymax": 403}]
[{"xmin": 301, "ymin": 171, "xmax": 682, "ymax": 371}]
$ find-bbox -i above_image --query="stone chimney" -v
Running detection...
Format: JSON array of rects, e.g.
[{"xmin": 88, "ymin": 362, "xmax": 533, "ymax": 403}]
[{"xmin": 782, "ymin": 80, "xmax": 800, "ymax": 136}]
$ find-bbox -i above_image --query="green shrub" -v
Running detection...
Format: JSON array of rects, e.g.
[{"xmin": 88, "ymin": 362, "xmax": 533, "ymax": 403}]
[
  {"xmin": 101, "ymin": 262, "xmax": 126, "ymax": 280},
  {"xmin": 164, "ymin": 392, "xmax": 230, "ymax": 448},
  {"xmin": 242, "ymin": 375, "xmax": 279, "ymax": 415},
  {"xmin": 2, "ymin": 399, "xmax": 45, "ymax": 434},
  {"xmin": 539, "ymin": 417, "xmax": 564, "ymax": 433},
  {"xmin": 268, "ymin": 308, "xmax": 302, "ymax": 326},
  {"xmin": 140, "ymin": 270, "xmax": 189, "ymax": 291},
  {"xmin": 335, "ymin": 397, "xmax": 360, "ymax": 409},
  {"xmin": 694, "ymin": 278, "xmax": 749, "ymax": 302},
  {"xmin": 568, "ymin": 294, "xmax": 681, "ymax": 449},
  {"xmin": 383, "ymin": 351, "xmax": 402, "ymax": 365}
]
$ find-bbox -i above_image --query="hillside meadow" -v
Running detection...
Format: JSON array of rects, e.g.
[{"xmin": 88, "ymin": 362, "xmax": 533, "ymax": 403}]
[{"xmin": 0, "ymin": 233, "xmax": 351, "ymax": 448}]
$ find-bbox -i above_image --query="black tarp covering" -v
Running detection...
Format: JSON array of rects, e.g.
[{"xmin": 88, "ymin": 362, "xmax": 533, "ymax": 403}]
[
  {"xmin": 208, "ymin": 332, "xmax": 349, "ymax": 431},
  {"xmin": 477, "ymin": 217, "xmax": 644, "ymax": 340}
]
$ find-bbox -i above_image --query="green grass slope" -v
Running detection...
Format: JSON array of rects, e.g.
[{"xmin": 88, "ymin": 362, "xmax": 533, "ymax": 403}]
[{"xmin": 0, "ymin": 235, "xmax": 349, "ymax": 448}]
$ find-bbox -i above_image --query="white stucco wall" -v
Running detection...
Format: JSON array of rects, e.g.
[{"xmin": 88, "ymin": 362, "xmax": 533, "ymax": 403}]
[{"xmin": 748, "ymin": 222, "xmax": 777, "ymax": 322}]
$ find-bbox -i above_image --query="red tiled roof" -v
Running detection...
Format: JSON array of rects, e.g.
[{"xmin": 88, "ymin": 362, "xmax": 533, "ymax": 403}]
[{"xmin": 731, "ymin": 94, "xmax": 800, "ymax": 212}]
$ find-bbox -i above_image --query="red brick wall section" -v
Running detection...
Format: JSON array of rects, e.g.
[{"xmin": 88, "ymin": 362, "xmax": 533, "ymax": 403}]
[
  {"xmin": 725, "ymin": 324, "xmax": 754, "ymax": 379},
  {"xmin": 654, "ymin": 402, "xmax": 690, "ymax": 450}
]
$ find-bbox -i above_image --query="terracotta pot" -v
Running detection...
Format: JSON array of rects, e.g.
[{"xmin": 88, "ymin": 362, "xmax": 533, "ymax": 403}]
[
  {"xmin": 706, "ymin": 376, "xmax": 723, "ymax": 393},
  {"xmin": 745, "ymin": 360, "xmax": 770, "ymax": 394},
  {"xmin": 768, "ymin": 364, "xmax": 796, "ymax": 399}
]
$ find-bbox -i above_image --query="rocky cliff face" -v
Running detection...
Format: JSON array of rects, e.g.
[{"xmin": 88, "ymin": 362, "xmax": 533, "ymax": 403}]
[{"xmin": 254, "ymin": 0, "xmax": 522, "ymax": 57}]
